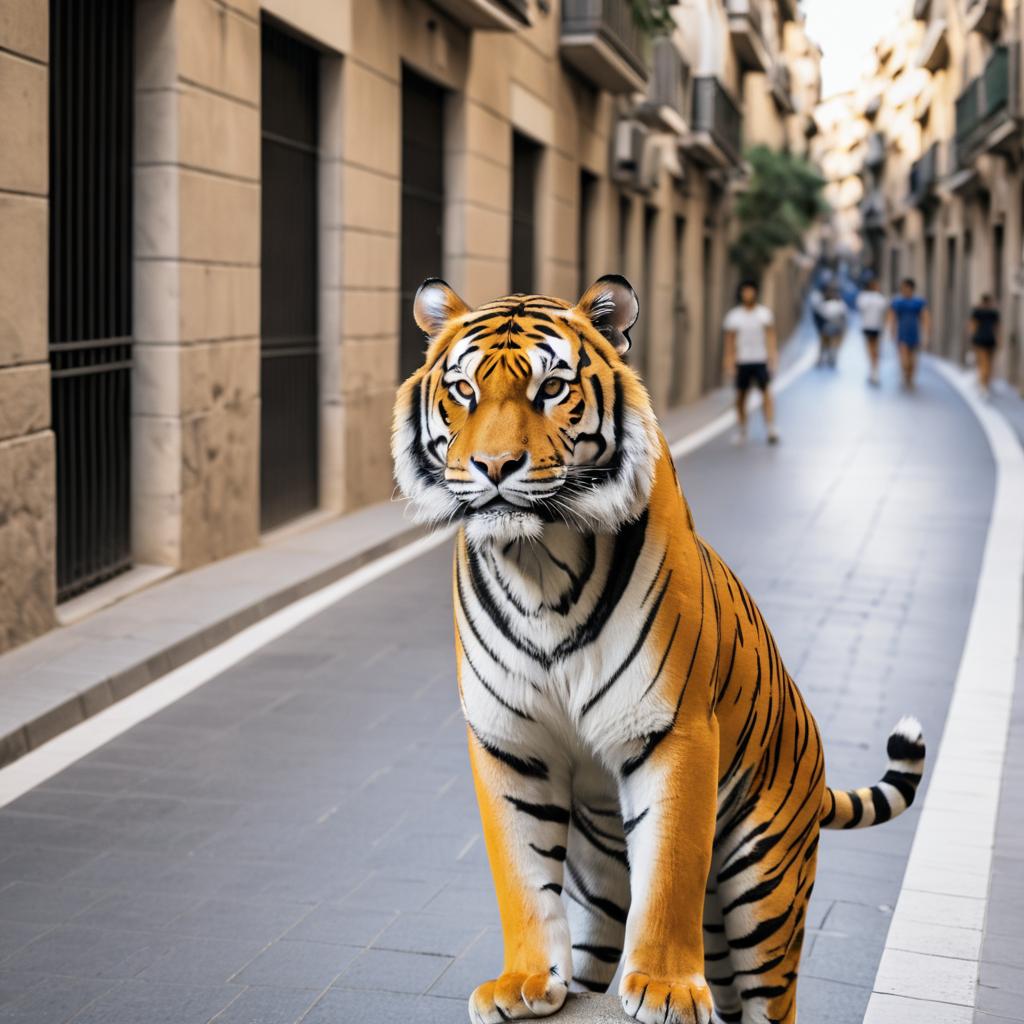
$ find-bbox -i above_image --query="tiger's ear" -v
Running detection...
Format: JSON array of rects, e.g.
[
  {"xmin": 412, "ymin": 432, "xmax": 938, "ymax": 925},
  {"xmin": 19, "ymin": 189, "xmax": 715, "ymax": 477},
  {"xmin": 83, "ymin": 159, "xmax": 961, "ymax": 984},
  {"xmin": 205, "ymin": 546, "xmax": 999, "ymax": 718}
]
[
  {"xmin": 574, "ymin": 275, "xmax": 639, "ymax": 355},
  {"xmin": 414, "ymin": 278, "xmax": 471, "ymax": 337}
]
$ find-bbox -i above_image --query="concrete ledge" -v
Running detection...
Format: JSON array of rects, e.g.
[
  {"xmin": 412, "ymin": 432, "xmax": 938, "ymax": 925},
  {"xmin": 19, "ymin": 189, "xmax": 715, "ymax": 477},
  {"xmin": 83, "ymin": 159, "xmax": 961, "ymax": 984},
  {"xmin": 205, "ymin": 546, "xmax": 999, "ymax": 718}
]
[{"xmin": 0, "ymin": 500, "xmax": 425, "ymax": 768}]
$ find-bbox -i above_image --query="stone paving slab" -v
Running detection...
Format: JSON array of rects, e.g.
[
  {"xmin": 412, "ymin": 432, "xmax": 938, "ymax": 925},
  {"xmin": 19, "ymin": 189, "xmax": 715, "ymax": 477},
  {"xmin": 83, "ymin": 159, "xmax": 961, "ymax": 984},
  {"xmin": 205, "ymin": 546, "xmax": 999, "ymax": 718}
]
[{"xmin": 0, "ymin": 331, "xmax": 1010, "ymax": 1024}]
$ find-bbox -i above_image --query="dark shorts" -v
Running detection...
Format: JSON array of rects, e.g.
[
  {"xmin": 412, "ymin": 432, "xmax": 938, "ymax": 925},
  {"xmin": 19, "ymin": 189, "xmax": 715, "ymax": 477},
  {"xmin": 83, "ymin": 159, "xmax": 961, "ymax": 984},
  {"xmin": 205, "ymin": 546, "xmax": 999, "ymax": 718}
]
[
  {"xmin": 898, "ymin": 337, "xmax": 921, "ymax": 350},
  {"xmin": 736, "ymin": 362, "xmax": 770, "ymax": 391},
  {"xmin": 973, "ymin": 337, "xmax": 997, "ymax": 351},
  {"xmin": 863, "ymin": 329, "xmax": 881, "ymax": 341}
]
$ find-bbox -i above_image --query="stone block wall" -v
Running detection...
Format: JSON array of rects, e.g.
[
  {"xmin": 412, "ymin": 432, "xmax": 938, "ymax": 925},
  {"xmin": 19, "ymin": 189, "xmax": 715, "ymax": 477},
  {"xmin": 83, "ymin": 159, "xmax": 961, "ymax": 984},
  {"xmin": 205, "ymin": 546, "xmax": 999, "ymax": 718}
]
[{"xmin": 0, "ymin": 1, "xmax": 55, "ymax": 651}]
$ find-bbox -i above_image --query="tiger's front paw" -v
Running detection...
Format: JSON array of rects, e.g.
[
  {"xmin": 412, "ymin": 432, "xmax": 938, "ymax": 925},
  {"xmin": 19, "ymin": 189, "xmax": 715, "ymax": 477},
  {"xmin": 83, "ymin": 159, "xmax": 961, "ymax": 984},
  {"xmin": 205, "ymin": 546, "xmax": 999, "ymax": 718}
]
[
  {"xmin": 620, "ymin": 971, "xmax": 713, "ymax": 1024},
  {"xmin": 469, "ymin": 970, "xmax": 568, "ymax": 1023}
]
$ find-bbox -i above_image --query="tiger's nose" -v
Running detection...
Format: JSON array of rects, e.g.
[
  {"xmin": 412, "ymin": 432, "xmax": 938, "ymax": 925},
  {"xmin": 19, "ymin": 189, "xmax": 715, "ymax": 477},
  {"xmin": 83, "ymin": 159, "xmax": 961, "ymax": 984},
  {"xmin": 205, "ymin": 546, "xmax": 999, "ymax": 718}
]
[{"xmin": 470, "ymin": 452, "xmax": 527, "ymax": 484}]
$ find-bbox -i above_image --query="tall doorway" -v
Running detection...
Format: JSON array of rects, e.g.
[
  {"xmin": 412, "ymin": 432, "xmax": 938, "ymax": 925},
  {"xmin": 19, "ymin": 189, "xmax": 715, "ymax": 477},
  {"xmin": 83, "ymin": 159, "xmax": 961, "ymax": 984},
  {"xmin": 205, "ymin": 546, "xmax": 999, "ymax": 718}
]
[
  {"xmin": 512, "ymin": 133, "xmax": 541, "ymax": 294},
  {"xmin": 49, "ymin": 0, "xmax": 135, "ymax": 600},
  {"xmin": 400, "ymin": 70, "xmax": 446, "ymax": 380},
  {"xmin": 260, "ymin": 23, "xmax": 320, "ymax": 531}
]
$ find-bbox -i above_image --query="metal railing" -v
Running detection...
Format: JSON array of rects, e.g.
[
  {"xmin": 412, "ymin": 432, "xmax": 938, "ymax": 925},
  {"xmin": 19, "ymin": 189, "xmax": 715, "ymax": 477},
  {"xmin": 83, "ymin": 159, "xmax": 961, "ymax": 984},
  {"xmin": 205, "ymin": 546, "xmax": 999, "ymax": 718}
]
[
  {"xmin": 561, "ymin": 0, "xmax": 650, "ymax": 80},
  {"xmin": 49, "ymin": 0, "xmax": 135, "ymax": 602},
  {"xmin": 692, "ymin": 76, "xmax": 743, "ymax": 166},
  {"xmin": 646, "ymin": 37, "xmax": 690, "ymax": 122},
  {"xmin": 955, "ymin": 44, "xmax": 1013, "ymax": 163},
  {"xmin": 909, "ymin": 142, "xmax": 938, "ymax": 204}
]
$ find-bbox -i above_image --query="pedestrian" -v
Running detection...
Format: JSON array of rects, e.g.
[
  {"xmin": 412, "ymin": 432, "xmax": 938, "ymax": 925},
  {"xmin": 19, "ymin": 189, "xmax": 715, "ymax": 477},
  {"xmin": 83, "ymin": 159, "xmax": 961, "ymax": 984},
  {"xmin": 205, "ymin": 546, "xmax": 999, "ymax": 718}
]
[
  {"xmin": 810, "ymin": 284, "xmax": 828, "ymax": 356},
  {"xmin": 818, "ymin": 286, "xmax": 848, "ymax": 368},
  {"xmin": 887, "ymin": 278, "xmax": 930, "ymax": 390},
  {"xmin": 856, "ymin": 276, "xmax": 888, "ymax": 386},
  {"xmin": 968, "ymin": 293, "xmax": 1000, "ymax": 398},
  {"xmin": 723, "ymin": 279, "xmax": 780, "ymax": 446}
]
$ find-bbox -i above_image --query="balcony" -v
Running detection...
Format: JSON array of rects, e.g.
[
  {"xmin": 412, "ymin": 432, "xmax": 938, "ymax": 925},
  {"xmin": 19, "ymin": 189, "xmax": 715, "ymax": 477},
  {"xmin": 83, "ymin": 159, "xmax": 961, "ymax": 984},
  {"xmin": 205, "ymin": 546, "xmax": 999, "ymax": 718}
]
[
  {"xmin": 859, "ymin": 189, "xmax": 886, "ymax": 231},
  {"xmin": 685, "ymin": 76, "xmax": 743, "ymax": 168},
  {"xmin": 966, "ymin": 0, "xmax": 1002, "ymax": 37},
  {"xmin": 908, "ymin": 142, "xmax": 939, "ymax": 206},
  {"xmin": 560, "ymin": 0, "xmax": 650, "ymax": 94},
  {"xmin": 913, "ymin": 0, "xmax": 931, "ymax": 19},
  {"xmin": 635, "ymin": 37, "xmax": 691, "ymax": 135},
  {"xmin": 917, "ymin": 18, "xmax": 949, "ymax": 72},
  {"xmin": 727, "ymin": 0, "xmax": 770, "ymax": 72},
  {"xmin": 429, "ymin": 0, "xmax": 530, "ymax": 31},
  {"xmin": 955, "ymin": 44, "xmax": 1019, "ymax": 165},
  {"xmin": 770, "ymin": 62, "xmax": 794, "ymax": 112}
]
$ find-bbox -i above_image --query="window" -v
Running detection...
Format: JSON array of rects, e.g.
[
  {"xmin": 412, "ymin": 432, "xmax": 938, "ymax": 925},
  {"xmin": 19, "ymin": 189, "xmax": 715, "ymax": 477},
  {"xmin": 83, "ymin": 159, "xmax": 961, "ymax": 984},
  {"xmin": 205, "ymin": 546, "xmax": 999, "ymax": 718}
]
[
  {"xmin": 578, "ymin": 170, "xmax": 598, "ymax": 296},
  {"xmin": 512, "ymin": 133, "xmax": 541, "ymax": 294}
]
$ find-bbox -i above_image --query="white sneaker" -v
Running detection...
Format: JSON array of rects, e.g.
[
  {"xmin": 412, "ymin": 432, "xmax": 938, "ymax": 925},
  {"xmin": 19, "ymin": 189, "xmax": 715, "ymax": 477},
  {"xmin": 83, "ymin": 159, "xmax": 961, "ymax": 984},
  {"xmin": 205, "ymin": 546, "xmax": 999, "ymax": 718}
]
[
  {"xmin": 767, "ymin": 428, "xmax": 780, "ymax": 445},
  {"xmin": 868, "ymin": 371, "xmax": 880, "ymax": 387}
]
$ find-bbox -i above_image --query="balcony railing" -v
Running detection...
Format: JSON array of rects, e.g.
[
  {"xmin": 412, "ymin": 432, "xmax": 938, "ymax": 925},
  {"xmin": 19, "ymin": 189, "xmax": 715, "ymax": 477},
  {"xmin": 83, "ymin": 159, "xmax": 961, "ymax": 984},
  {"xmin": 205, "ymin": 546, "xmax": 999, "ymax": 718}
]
[
  {"xmin": 913, "ymin": 0, "xmax": 931, "ymax": 19},
  {"xmin": 955, "ymin": 44, "xmax": 1017, "ymax": 165},
  {"xmin": 560, "ymin": 0, "xmax": 650, "ymax": 94},
  {"xmin": 690, "ymin": 76, "xmax": 743, "ymax": 167},
  {"xmin": 770, "ymin": 62, "xmax": 794, "ymax": 112},
  {"xmin": 430, "ymin": 0, "xmax": 530, "ymax": 31},
  {"xmin": 636, "ymin": 37, "xmax": 691, "ymax": 134},
  {"xmin": 726, "ymin": 0, "xmax": 770, "ymax": 72},
  {"xmin": 908, "ymin": 142, "xmax": 939, "ymax": 205},
  {"xmin": 865, "ymin": 131, "xmax": 886, "ymax": 168}
]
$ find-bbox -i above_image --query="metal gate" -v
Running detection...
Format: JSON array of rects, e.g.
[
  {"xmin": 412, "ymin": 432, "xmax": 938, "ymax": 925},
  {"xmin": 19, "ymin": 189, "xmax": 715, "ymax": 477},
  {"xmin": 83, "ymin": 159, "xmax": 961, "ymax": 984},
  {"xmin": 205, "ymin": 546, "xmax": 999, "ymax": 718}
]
[
  {"xmin": 400, "ymin": 70, "xmax": 446, "ymax": 381},
  {"xmin": 49, "ymin": 0, "xmax": 134, "ymax": 602},
  {"xmin": 260, "ymin": 24, "xmax": 320, "ymax": 531}
]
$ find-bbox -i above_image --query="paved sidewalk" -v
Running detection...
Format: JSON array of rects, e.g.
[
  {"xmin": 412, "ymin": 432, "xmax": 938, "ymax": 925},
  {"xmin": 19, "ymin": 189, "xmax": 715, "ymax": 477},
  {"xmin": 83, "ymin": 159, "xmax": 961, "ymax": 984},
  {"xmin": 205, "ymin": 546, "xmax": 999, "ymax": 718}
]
[{"xmin": 0, "ymin": 332, "xmax": 1011, "ymax": 1024}]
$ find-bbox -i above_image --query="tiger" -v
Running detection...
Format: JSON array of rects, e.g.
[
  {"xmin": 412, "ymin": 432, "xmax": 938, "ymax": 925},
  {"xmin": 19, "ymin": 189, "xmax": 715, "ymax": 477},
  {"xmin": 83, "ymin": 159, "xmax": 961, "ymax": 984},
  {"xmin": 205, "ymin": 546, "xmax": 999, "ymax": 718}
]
[{"xmin": 391, "ymin": 275, "xmax": 926, "ymax": 1024}]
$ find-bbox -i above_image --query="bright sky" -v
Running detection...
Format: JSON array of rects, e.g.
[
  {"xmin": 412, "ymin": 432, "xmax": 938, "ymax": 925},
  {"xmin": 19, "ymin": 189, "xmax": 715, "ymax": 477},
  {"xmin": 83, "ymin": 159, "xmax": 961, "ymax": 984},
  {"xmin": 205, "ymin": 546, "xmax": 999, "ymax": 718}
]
[{"xmin": 803, "ymin": 0, "xmax": 910, "ymax": 98}]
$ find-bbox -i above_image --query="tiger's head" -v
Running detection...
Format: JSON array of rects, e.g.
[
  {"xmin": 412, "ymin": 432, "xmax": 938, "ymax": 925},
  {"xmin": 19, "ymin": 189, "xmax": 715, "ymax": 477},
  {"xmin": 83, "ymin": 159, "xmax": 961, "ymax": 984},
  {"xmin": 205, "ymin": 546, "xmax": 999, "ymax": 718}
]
[{"xmin": 392, "ymin": 276, "xmax": 661, "ymax": 546}]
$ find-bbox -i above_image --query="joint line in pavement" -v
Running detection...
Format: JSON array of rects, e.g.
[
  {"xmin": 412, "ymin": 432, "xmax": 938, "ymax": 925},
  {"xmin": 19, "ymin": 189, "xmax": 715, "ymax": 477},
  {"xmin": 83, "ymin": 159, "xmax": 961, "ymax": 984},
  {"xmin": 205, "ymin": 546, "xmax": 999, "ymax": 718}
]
[{"xmin": 862, "ymin": 357, "xmax": 1024, "ymax": 1024}]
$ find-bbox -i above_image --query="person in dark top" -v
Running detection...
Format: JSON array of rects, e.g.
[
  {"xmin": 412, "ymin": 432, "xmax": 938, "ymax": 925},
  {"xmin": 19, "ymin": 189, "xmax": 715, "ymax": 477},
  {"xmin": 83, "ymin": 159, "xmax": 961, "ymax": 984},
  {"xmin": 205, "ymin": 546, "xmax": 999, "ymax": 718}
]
[{"xmin": 969, "ymin": 294, "xmax": 1000, "ymax": 398}]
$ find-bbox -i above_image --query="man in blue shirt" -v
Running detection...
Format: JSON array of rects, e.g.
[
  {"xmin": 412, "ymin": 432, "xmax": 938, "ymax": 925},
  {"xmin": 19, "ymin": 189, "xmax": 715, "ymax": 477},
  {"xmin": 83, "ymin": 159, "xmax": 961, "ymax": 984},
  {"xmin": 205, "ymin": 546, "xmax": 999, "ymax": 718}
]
[{"xmin": 887, "ymin": 278, "xmax": 930, "ymax": 389}]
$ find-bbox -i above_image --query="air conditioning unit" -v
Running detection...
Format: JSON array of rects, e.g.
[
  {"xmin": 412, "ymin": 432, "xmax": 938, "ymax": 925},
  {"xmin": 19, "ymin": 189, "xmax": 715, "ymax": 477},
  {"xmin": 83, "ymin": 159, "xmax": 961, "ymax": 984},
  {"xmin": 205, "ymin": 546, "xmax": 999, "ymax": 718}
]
[{"xmin": 614, "ymin": 119, "xmax": 647, "ymax": 180}]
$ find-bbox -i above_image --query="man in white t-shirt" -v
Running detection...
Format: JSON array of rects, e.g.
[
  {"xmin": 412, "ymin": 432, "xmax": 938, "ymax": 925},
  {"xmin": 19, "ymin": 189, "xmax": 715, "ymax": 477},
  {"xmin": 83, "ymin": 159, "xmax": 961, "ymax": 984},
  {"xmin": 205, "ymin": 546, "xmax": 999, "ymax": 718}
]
[
  {"xmin": 856, "ymin": 276, "xmax": 888, "ymax": 386},
  {"xmin": 723, "ymin": 280, "xmax": 779, "ymax": 445}
]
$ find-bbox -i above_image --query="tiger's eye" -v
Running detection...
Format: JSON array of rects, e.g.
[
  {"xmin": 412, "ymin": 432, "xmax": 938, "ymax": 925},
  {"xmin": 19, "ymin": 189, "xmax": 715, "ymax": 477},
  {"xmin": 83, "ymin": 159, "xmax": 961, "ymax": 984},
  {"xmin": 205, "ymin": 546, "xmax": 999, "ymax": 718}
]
[
  {"xmin": 455, "ymin": 381, "xmax": 474, "ymax": 400},
  {"xmin": 542, "ymin": 379, "xmax": 565, "ymax": 398}
]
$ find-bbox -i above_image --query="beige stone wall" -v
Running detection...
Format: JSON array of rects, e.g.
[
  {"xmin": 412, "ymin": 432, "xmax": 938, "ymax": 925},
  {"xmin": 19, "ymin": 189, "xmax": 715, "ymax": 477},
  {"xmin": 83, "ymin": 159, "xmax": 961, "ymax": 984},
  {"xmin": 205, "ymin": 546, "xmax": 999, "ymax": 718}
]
[
  {"xmin": 133, "ymin": 0, "xmax": 261, "ymax": 570},
  {"xmin": 0, "ymin": 1, "xmax": 55, "ymax": 652}
]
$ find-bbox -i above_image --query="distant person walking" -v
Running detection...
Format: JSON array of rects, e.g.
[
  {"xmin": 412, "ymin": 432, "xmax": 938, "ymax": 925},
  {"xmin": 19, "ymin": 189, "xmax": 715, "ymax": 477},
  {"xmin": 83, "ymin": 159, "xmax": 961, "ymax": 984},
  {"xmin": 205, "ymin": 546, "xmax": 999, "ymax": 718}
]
[
  {"xmin": 969, "ymin": 294, "xmax": 1000, "ymax": 398},
  {"xmin": 856, "ymin": 276, "xmax": 889, "ymax": 386},
  {"xmin": 887, "ymin": 278, "xmax": 930, "ymax": 389},
  {"xmin": 723, "ymin": 280, "xmax": 780, "ymax": 445},
  {"xmin": 818, "ymin": 286, "xmax": 848, "ymax": 368}
]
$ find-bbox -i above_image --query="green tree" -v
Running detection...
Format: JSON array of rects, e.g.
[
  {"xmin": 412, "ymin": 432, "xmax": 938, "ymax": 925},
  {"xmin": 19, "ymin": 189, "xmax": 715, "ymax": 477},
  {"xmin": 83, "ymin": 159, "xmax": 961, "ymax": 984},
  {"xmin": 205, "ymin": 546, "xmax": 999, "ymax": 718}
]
[{"xmin": 730, "ymin": 146, "xmax": 828, "ymax": 282}]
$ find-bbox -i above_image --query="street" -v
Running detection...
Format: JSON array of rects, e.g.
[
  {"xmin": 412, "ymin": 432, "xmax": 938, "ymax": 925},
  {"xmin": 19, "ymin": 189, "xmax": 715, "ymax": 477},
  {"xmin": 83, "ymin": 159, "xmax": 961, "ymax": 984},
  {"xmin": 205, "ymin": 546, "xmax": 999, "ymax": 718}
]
[{"xmin": 0, "ymin": 333, "xmax": 1011, "ymax": 1024}]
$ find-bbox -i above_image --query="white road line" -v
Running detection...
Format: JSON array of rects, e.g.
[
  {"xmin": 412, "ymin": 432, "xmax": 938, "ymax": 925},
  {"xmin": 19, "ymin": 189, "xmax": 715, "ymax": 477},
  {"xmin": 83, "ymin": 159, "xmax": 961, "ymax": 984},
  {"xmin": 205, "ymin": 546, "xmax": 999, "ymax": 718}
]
[
  {"xmin": 0, "ymin": 338, "xmax": 818, "ymax": 807},
  {"xmin": 863, "ymin": 358, "xmax": 1024, "ymax": 1024},
  {"xmin": 668, "ymin": 342, "xmax": 818, "ymax": 460}
]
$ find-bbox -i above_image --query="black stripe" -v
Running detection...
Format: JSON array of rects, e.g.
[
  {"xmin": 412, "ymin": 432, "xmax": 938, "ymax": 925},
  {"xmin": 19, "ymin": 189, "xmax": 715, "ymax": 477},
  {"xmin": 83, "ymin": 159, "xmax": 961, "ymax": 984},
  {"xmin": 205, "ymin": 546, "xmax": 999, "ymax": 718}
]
[
  {"xmin": 564, "ymin": 861, "xmax": 629, "ymax": 923},
  {"xmin": 574, "ymin": 977, "xmax": 610, "ymax": 993},
  {"xmin": 504, "ymin": 797, "xmax": 571, "ymax": 824},
  {"xmin": 843, "ymin": 790, "xmax": 864, "ymax": 829},
  {"xmin": 529, "ymin": 843, "xmax": 567, "ymax": 861},
  {"xmin": 541, "ymin": 882, "xmax": 562, "ymax": 895},
  {"xmin": 470, "ymin": 726, "xmax": 548, "ymax": 779},
  {"xmin": 622, "ymin": 808, "xmax": 648, "ymax": 836},
  {"xmin": 572, "ymin": 944, "xmax": 622, "ymax": 964},
  {"xmin": 871, "ymin": 785, "xmax": 893, "ymax": 824}
]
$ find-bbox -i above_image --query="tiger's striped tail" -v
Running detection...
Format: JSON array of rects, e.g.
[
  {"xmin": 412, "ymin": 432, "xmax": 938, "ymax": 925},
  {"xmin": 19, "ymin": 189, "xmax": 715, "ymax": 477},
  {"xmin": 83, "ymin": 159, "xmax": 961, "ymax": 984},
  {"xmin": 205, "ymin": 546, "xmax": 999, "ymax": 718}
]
[{"xmin": 820, "ymin": 716, "xmax": 926, "ymax": 830}]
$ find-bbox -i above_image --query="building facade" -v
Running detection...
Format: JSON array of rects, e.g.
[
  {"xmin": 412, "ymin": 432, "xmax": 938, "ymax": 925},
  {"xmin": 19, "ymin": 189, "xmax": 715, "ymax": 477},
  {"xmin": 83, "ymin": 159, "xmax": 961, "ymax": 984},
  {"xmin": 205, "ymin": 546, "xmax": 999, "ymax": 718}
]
[
  {"xmin": 840, "ymin": 0, "xmax": 1024, "ymax": 381},
  {"xmin": 0, "ymin": 0, "xmax": 818, "ymax": 653}
]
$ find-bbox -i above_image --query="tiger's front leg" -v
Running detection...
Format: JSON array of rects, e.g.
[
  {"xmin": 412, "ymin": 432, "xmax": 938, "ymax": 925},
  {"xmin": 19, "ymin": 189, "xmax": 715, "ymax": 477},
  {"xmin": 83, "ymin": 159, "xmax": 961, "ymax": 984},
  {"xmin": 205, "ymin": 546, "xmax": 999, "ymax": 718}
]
[
  {"xmin": 617, "ymin": 718, "xmax": 719, "ymax": 1024},
  {"xmin": 467, "ymin": 727, "xmax": 573, "ymax": 1023}
]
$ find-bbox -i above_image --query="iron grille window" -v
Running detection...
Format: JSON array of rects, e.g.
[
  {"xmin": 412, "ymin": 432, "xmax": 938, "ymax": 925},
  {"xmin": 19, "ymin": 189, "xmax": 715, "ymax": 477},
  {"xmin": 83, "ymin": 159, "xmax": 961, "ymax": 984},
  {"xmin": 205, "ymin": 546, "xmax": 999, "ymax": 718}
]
[
  {"xmin": 49, "ymin": 0, "xmax": 135, "ymax": 602},
  {"xmin": 260, "ymin": 23, "xmax": 321, "ymax": 532}
]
